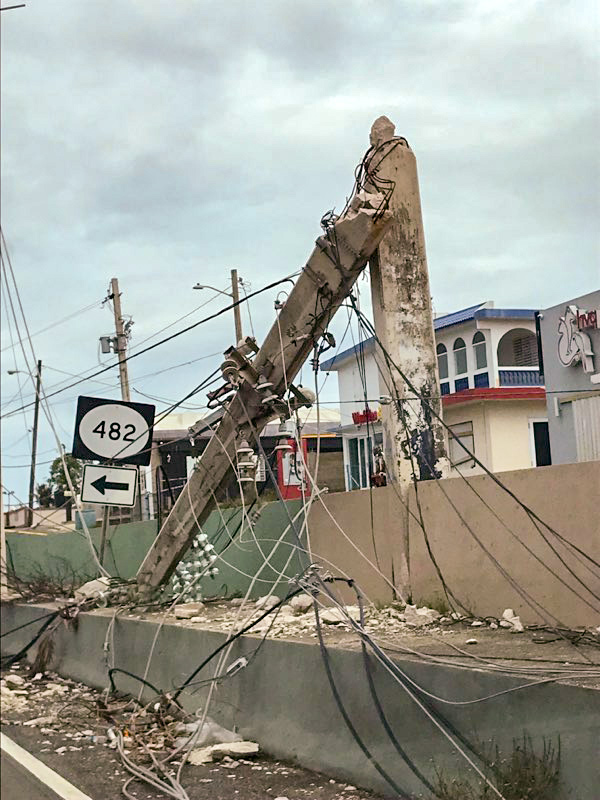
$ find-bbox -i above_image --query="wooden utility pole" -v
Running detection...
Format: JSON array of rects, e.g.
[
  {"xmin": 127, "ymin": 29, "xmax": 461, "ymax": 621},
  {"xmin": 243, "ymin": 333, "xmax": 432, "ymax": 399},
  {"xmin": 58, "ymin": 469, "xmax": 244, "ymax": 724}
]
[
  {"xmin": 110, "ymin": 278, "xmax": 131, "ymax": 403},
  {"xmin": 26, "ymin": 359, "xmax": 42, "ymax": 528},
  {"xmin": 230, "ymin": 269, "xmax": 243, "ymax": 344},
  {"xmin": 1, "ymin": 460, "xmax": 6, "ymax": 595}
]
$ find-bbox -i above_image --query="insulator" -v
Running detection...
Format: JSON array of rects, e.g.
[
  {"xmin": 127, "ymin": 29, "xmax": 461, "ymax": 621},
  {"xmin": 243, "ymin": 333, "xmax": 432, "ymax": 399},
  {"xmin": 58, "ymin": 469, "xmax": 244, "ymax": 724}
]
[
  {"xmin": 261, "ymin": 393, "xmax": 279, "ymax": 405},
  {"xmin": 236, "ymin": 439, "xmax": 253, "ymax": 456},
  {"xmin": 380, "ymin": 394, "xmax": 392, "ymax": 405},
  {"xmin": 236, "ymin": 459, "xmax": 256, "ymax": 468},
  {"xmin": 277, "ymin": 419, "xmax": 296, "ymax": 438},
  {"xmin": 256, "ymin": 375, "xmax": 274, "ymax": 392},
  {"xmin": 274, "ymin": 441, "xmax": 293, "ymax": 453}
]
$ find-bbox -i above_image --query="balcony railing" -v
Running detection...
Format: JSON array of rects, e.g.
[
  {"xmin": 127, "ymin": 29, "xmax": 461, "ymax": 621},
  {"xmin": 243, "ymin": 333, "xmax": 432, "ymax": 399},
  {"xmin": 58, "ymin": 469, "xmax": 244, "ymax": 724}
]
[{"xmin": 498, "ymin": 367, "xmax": 542, "ymax": 387}]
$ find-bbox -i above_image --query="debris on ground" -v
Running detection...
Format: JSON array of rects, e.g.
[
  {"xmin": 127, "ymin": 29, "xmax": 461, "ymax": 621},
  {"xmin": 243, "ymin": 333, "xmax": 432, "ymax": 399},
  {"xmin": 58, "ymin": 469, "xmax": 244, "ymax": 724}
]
[
  {"xmin": 74, "ymin": 577, "xmax": 111, "ymax": 600},
  {"xmin": 188, "ymin": 740, "xmax": 259, "ymax": 764},
  {"xmin": 1, "ymin": 661, "xmax": 382, "ymax": 799},
  {"xmin": 501, "ymin": 608, "xmax": 525, "ymax": 633}
]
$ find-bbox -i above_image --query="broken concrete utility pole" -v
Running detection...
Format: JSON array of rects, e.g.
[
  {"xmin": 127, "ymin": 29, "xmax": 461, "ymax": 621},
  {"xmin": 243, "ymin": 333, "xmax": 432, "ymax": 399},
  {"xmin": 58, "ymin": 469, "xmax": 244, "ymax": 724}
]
[
  {"xmin": 136, "ymin": 193, "xmax": 392, "ymax": 593},
  {"xmin": 366, "ymin": 116, "xmax": 448, "ymax": 594}
]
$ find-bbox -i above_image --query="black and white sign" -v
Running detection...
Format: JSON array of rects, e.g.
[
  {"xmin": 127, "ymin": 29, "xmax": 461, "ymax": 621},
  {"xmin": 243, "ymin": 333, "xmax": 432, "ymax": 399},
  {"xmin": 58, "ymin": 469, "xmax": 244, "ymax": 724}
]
[
  {"xmin": 81, "ymin": 464, "xmax": 138, "ymax": 507},
  {"xmin": 72, "ymin": 396, "xmax": 155, "ymax": 466}
]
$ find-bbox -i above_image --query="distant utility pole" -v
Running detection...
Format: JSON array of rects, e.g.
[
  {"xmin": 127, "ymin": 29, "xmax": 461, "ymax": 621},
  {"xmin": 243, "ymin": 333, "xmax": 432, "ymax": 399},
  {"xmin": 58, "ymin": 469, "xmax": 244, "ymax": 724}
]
[
  {"xmin": 1, "ymin": 461, "xmax": 6, "ymax": 595},
  {"xmin": 230, "ymin": 269, "xmax": 243, "ymax": 344},
  {"xmin": 27, "ymin": 359, "xmax": 42, "ymax": 528},
  {"xmin": 109, "ymin": 277, "xmax": 131, "ymax": 403},
  {"xmin": 193, "ymin": 269, "xmax": 243, "ymax": 343}
]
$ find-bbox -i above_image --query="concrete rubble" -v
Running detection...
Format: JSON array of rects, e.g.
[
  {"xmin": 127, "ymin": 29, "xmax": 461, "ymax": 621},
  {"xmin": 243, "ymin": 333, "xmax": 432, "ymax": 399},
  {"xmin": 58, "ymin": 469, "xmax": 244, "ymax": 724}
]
[
  {"xmin": 173, "ymin": 601, "xmax": 205, "ymax": 619},
  {"xmin": 158, "ymin": 598, "xmax": 549, "ymax": 644},
  {"xmin": 500, "ymin": 608, "xmax": 525, "ymax": 633},
  {"xmin": 188, "ymin": 740, "xmax": 260, "ymax": 765},
  {"xmin": 74, "ymin": 576, "xmax": 111, "ymax": 600},
  {"xmin": 174, "ymin": 716, "xmax": 242, "ymax": 749}
]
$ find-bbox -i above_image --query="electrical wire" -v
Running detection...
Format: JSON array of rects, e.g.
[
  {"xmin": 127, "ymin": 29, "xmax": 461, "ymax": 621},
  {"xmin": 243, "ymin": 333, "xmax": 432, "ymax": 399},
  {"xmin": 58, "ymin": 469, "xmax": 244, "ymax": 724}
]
[{"xmin": 1, "ymin": 270, "xmax": 301, "ymax": 419}]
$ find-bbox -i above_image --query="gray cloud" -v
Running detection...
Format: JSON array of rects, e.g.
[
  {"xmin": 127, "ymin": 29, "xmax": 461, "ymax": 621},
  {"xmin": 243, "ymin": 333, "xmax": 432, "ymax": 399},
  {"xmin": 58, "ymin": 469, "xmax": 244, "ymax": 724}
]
[{"xmin": 1, "ymin": 0, "xmax": 598, "ymax": 496}]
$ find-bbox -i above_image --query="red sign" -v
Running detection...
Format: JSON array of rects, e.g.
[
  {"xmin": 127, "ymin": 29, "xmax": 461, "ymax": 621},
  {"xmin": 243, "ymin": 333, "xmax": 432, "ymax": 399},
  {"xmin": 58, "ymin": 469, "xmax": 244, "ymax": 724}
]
[
  {"xmin": 577, "ymin": 309, "xmax": 598, "ymax": 330},
  {"xmin": 352, "ymin": 409, "xmax": 378, "ymax": 425}
]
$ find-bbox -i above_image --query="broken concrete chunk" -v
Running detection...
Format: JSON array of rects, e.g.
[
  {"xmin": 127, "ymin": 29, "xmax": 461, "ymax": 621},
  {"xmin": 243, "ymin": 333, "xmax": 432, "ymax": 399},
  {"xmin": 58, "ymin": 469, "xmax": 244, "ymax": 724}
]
[
  {"xmin": 465, "ymin": 638, "xmax": 478, "ymax": 645},
  {"xmin": 471, "ymin": 620, "xmax": 484, "ymax": 627},
  {"xmin": 402, "ymin": 604, "xmax": 441, "ymax": 627},
  {"xmin": 189, "ymin": 741, "xmax": 259, "ymax": 765},
  {"xmin": 174, "ymin": 602, "xmax": 205, "ymax": 619},
  {"xmin": 3, "ymin": 675, "xmax": 26, "ymax": 689},
  {"xmin": 255, "ymin": 595, "xmax": 280, "ymax": 610},
  {"xmin": 289, "ymin": 594, "xmax": 313, "ymax": 615},
  {"xmin": 370, "ymin": 115, "xmax": 396, "ymax": 147},
  {"xmin": 174, "ymin": 717, "xmax": 241, "ymax": 748},
  {"xmin": 320, "ymin": 606, "xmax": 361, "ymax": 625},
  {"xmin": 74, "ymin": 577, "xmax": 110, "ymax": 600},
  {"xmin": 500, "ymin": 608, "xmax": 524, "ymax": 632}
]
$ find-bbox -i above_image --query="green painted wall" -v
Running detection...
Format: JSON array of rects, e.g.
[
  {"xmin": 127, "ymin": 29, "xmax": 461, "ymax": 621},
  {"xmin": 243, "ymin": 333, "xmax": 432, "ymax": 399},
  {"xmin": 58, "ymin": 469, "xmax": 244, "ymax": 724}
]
[{"xmin": 5, "ymin": 500, "xmax": 306, "ymax": 599}]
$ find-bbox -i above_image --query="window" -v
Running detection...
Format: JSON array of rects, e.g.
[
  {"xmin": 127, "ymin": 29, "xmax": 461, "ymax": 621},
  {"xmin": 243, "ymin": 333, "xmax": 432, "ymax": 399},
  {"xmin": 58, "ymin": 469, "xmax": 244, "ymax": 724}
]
[
  {"xmin": 448, "ymin": 421, "xmax": 475, "ymax": 467},
  {"xmin": 453, "ymin": 337, "xmax": 467, "ymax": 375},
  {"xmin": 436, "ymin": 343, "xmax": 448, "ymax": 379},
  {"xmin": 514, "ymin": 334, "xmax": 538, "ymax": 367},
  {"xmin": 497, "ymin": 329, "xmax": 539, "ymax": 367},
  {"xmin": 472, "ymin": 331, "xmax": 487, "ymax": 369},
  {"xmin": 346, "ymin": 434, "xmax": 380, "ymax": 490}
]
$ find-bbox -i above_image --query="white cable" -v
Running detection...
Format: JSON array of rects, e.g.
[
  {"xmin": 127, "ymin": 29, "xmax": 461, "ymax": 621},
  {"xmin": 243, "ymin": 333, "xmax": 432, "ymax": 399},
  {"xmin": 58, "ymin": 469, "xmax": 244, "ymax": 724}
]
[{"xmin": 1, "ymin": 239, "xmax": 109, "ymax": 577}]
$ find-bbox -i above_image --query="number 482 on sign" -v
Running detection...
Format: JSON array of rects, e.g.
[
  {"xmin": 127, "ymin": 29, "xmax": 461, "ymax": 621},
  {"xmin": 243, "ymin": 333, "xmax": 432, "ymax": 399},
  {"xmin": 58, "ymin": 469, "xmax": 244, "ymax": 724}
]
[{"xmin": 72, "ymin": 396, "xmax": 155, "ymax": 466}]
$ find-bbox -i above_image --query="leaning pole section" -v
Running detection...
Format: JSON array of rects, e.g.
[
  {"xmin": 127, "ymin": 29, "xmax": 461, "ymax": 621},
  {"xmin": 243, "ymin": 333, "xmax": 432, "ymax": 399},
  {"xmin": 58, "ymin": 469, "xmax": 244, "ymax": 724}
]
[{"xmin": 136, "ymin": 191, "xmax": 392, "ymax": 593}]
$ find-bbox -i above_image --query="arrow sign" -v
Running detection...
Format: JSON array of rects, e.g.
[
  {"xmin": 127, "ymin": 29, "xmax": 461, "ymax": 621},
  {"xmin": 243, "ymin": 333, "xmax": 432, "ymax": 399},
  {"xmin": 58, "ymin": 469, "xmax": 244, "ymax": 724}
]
[
  {"xmin": 81, "ymin": 464, "xmax": 138, "ymax": 507},
  {"xmin": 91, "ymin": 475, "xmax": 129, "ymax": 495}
]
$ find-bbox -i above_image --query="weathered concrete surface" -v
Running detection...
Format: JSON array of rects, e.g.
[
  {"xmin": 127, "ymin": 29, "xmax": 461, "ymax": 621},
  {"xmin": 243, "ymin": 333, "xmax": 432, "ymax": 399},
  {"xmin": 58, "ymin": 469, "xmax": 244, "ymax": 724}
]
[
  {"xmin": 137, "ymin": 191, "xmax": 392, "ymax": 592},
  {"xmin": 306, "ymin": 461, "xmax": 600, "ymax": 626},
  {"xmin": 2, "ymin": 603, "xmax": 598, "ymax": 798},
  {"xmin": 366, "ymin": 117, "xmax": 448, "ymax": 599}
]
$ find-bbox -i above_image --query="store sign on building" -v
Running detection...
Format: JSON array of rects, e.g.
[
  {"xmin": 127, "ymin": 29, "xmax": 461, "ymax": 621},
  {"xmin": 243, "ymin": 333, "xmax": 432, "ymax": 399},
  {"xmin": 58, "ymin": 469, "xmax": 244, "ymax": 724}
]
[{"xmin": 557, "ymin": 305, "xmax": 595, "ymax": 375}]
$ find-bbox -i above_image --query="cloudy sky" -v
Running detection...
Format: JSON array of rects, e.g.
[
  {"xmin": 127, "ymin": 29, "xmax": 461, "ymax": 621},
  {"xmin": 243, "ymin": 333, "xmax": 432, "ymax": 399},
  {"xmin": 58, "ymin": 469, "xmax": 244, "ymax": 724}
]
[{"xmin": 1, "ymin": 0, "xmax": 598, "ymax": 499}]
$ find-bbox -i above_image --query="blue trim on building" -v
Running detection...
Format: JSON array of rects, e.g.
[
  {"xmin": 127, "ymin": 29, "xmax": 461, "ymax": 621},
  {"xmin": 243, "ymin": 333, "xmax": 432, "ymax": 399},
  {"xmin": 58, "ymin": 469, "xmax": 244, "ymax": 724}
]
[
  {"xmin": 319, "ymin": 304, "xmax": 540, "ymax": 372},
  {"xmin": 474, "ymin": 308, "xmax": 537, "ymax": 321}
]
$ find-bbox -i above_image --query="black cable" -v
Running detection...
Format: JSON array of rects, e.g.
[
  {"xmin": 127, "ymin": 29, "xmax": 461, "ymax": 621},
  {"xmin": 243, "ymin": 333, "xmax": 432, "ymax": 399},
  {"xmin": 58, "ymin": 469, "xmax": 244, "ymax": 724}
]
[
  {"xmin": 2, "ymin": 273, "xmax": 299, "ymax": 419},
  {"xmin": 352, "ymin": 306, "xmax": 465, "ymax": 614},
  {"xmin": 1, "ymin": 612, "xmax": 59, "ymax": 667},
  {"xmin": 106, "ymin": 667, "xmax": 184, "ymax": 711},
  {"xmin": 313, "ymin": 600, "xmax": 413, "ymax": 799},
  {"xmin": 353, "ymin": 303, "xmax": 600, "ymax": 573},
  {"xmin": 338, "ymin": 578, "xmax": 440, "ymax": 796},
  {"xmin": 171, "ymin": 587, "xmax": 303, "ymax": 702},
  {"xmin": 0, "ymin": 609, "xmax": 60, "ymax": 638}
]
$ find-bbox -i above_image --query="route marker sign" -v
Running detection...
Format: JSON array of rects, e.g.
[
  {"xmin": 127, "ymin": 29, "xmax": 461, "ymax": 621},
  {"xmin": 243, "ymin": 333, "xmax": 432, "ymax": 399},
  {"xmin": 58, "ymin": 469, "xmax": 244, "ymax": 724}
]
[
  {"xmin": 81, "ymin": 464, "xmax": 138, "ymax": 507},
  {"xmin": 72, "ymin": 396, "xmax": 155, "ymax": 466}
]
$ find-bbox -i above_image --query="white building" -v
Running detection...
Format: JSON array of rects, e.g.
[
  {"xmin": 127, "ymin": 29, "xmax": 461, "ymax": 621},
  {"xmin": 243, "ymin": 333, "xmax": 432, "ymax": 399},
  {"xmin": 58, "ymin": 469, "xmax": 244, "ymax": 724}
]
[{"xmin": 320, "ymin": 302, "xmax": 549, "ymax": 490}]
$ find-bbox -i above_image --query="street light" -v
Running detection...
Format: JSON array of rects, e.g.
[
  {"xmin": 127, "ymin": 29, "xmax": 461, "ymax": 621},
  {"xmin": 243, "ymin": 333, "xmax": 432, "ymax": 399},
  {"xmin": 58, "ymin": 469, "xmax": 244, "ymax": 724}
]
[
  {"xmin": 193, "ymin": 269, "xmax": 243, "ymax": 343},
  {"xmin": 7, "ymin": 361, "xmax": 42, "ymax": 527},
  {"xmin": 192, "ymin": 283, "xmax": 232, "ymax": 298}
]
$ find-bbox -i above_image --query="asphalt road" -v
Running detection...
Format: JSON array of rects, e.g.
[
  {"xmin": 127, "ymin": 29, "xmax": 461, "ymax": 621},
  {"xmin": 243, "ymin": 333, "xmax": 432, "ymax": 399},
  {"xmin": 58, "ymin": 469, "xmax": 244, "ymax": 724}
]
[{"xmin": 1, "ymin": 750, "xmax": 64, "ymax": 800}]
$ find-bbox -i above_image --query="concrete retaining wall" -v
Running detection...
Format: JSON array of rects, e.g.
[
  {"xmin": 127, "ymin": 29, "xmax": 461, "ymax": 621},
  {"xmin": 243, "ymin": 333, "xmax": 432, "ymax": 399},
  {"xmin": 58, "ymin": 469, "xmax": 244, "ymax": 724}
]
[
  {"xmin": 307, "ymin": 461, "xmax": 600, "ymax": 626},
  {"xmin": 2, "ymin": 604, "xmax": 598, "ymax": 798},
  {"xmin": 5, "ymin": 500, "xmax": 304, "ymax": 600}
]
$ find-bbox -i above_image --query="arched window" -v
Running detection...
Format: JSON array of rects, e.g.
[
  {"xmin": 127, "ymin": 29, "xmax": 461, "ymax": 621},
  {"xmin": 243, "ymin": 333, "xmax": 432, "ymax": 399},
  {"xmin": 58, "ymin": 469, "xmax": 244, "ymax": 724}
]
[
  {"xmin": 472, "ymin": 331, "xmax": 487, "ymax": 369},
  {"xmin": 453, "ymin": 337, "xmax": 467, "ymax": 375},
  {"xmin": 436, "ymin": 343, "xmax": 448, "ymax": 379},
  {"xmin": 497, "ymin": 328, "xmax": 539, "ymax": 367}
]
